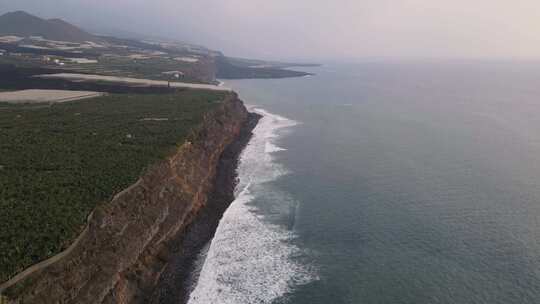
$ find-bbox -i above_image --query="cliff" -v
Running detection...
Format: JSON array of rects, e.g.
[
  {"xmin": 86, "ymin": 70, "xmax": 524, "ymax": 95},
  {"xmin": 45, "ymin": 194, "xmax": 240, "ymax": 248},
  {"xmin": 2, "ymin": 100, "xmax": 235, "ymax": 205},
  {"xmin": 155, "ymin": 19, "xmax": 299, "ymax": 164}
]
[{"xmin": 1, "ymin": 94, "xmax": 256, "ymax": 303}]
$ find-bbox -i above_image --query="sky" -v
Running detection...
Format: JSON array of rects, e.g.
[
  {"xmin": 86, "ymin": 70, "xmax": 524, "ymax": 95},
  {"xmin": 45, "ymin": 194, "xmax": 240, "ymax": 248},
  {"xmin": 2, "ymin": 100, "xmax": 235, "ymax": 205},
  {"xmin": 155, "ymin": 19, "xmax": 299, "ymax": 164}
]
[{"xmin": 2, "ymin": 0, "xmax": 540, "ymax": 61}]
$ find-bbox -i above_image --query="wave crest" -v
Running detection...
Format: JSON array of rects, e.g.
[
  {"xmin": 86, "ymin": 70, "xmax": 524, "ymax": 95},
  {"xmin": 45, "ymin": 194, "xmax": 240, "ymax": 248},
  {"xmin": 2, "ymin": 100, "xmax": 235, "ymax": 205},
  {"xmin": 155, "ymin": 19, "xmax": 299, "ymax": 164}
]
[{"xmin": 187, "ymin": 109, "xmax": 316, "ymax": 304}]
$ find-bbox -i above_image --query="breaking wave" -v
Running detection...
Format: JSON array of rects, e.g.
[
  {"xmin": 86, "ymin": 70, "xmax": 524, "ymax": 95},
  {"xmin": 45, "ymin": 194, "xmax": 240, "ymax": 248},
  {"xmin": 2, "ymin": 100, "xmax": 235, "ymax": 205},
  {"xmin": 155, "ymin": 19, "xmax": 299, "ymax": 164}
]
[{"xmin": 187, "ymin": 108, "xmax": 315, "ymax": 304}]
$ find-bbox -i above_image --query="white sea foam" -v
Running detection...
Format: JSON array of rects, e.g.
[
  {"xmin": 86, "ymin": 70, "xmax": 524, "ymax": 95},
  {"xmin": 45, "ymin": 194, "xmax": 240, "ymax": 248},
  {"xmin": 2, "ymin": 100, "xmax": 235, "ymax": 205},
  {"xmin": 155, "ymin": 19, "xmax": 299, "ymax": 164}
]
[
  {"xmin": 187, "ymin": 109, "xmax": 315, "ymax": 304},
  {"xmin": 265, "ymin": 142, "xmax": 286, "ymax": 153}
]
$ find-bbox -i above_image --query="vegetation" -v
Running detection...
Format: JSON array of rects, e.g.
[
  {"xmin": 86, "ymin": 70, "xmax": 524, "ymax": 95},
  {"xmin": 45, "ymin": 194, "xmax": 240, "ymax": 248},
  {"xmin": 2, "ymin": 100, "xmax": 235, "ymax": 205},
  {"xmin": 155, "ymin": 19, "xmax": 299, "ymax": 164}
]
[
  {"xmin": 0, "ymin": 64, "xmax": 186, "ymax": 95},
  {"xmin": 0, "ymin": 54, "xmax": 53, "ymax": 69},
  {"xmin": 215, "ymin": 55, "xmax": 313, "ymax": 79},
  {"xmin": 65, "ymin": 55, "xmax": 208, "ymax": 83},
  {"xmin": 225, "ymin": 56, "xmax": 320, "ymax": 69},
  {"xmin": 0, "ymin": 53, "xmax": 211, "ymax": 84},
  {"xmin": 0, "ymin": 91, "xmax": 226, "ymax": 282}
]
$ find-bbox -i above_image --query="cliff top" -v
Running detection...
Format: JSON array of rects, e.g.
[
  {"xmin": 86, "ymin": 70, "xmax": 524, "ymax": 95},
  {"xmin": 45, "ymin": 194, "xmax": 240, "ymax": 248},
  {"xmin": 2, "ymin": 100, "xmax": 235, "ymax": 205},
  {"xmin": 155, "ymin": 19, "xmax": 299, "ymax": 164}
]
[{"xmin": 0, "ymin": 90, "xmax": 229, "ymax": 282}]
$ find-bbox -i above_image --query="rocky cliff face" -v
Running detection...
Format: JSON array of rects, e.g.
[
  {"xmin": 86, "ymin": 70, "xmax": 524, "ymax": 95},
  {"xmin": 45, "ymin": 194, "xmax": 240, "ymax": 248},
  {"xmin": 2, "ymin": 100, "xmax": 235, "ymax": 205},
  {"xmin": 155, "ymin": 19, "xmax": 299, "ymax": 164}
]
[{"xmin": 2, "ymin": 94, "xmax": 252, "ymax": 304}]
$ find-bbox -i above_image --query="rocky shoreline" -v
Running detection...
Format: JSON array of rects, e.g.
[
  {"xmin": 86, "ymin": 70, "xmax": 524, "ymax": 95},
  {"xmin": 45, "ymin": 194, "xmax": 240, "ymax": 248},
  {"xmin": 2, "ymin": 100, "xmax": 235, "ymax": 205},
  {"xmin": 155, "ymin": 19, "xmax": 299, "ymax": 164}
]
[{"xmin": 149, "ymin": 112, "xmax": 260, "ymax": 304}]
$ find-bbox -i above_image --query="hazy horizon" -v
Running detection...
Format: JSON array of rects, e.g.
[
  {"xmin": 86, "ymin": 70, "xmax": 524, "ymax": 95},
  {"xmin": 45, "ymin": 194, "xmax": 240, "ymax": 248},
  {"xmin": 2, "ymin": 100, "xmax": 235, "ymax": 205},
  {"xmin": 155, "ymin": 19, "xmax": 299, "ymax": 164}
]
[{"xmin": 2, "ymin": 0, "xmax": 540, "ymax": 62}]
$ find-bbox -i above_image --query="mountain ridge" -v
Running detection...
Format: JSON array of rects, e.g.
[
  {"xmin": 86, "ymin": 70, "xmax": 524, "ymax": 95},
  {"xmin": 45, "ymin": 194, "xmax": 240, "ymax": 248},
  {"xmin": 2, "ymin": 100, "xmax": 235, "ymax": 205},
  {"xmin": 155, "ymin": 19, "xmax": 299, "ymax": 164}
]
[{"xmin": 0, "ymin": 11, "xmax": 97, "ymax": 42}]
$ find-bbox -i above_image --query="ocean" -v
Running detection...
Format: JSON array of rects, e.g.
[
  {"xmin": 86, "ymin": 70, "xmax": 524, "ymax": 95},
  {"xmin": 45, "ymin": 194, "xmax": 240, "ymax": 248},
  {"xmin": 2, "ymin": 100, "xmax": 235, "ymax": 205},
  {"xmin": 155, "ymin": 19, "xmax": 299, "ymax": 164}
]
[{"xmin": 187, "ymin": 61, "xmax": 540, "ymax": 303}]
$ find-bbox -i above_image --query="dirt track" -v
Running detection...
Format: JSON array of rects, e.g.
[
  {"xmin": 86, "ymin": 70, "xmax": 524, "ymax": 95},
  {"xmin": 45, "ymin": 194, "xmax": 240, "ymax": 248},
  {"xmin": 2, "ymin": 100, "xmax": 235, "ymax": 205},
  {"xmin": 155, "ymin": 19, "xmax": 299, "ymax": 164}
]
[{"xmin": 36, "ymin": 73, "xmax": 232, "ymax": 91}]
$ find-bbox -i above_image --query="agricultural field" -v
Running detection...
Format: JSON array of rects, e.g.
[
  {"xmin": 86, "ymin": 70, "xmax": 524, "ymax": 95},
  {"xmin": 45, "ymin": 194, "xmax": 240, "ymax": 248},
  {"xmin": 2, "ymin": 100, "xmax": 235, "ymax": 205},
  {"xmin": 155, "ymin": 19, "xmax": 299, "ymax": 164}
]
[
  {"xmin": 0, "ymin": 89, "xmax": 104, "ymax": 104},
  {"xmin": 63, "ymin": 55, "xmax": 214, "ymax": 83},
  {"xmin": 0, "ymin": 52, "xmax": 214, "ymax": 84},
  {"xmin": 0, "ymin": 90, "xmax": 227, "ymax": 282}
]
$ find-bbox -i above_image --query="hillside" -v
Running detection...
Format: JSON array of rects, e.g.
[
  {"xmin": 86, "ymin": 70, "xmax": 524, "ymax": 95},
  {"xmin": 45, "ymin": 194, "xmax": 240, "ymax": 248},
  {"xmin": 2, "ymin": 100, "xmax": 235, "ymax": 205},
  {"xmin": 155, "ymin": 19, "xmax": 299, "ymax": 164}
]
[
  {"xmin": 0, "ymin": 11, "xmax": 97, "ymax": 42},
  {"xmin": 0, "ymin": 11, "xmax": 317, "ymax": 83}
]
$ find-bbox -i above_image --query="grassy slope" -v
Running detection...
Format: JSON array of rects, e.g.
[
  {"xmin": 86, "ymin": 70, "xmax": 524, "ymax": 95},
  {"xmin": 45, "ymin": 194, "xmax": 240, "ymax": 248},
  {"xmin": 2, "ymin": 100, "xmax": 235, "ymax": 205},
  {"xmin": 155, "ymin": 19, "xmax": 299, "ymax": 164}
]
[{"xmin": 0, "ymin": 91, "xmax": 226, "ymax": 282}]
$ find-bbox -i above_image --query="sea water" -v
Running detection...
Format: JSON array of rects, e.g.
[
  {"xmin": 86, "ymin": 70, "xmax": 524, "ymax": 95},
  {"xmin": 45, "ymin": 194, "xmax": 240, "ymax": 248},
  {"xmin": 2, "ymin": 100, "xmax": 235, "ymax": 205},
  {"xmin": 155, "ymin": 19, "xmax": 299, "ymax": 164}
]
[{"xmin": 188, "ymin": 61, "xmax": 540, "ymax": 304}]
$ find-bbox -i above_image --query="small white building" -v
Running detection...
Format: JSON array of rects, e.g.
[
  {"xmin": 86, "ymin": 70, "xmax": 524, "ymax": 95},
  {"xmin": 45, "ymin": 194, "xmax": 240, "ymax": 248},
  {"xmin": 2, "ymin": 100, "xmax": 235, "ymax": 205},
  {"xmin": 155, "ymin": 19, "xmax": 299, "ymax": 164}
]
[
  {"xmin": 162, "ymin": 70, "xmax": 185, "ymax": 79},
  {"xmin": 53, "ymin": 59, "xmax": 65, "ymax": 66},
  {"xmin": 67, "ymin": 58, "xmax": 98, "ymax": 64}
]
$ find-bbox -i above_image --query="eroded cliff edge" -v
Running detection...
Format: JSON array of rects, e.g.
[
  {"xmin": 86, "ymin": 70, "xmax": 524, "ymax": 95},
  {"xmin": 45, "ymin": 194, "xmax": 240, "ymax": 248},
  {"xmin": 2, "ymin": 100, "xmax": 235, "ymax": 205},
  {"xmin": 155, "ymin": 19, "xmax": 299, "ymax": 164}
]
[{"xmin": 2, "ymin": 93, "xmax": 258, "ymax": 304}]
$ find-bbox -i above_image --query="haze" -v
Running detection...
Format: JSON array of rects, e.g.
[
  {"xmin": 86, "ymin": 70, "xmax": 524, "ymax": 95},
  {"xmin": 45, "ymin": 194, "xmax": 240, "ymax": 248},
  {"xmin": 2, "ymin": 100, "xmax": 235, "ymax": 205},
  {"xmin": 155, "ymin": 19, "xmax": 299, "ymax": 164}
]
[{"xmin": 2, "ymin": 0, "xmax": 540, "ymax": 61}]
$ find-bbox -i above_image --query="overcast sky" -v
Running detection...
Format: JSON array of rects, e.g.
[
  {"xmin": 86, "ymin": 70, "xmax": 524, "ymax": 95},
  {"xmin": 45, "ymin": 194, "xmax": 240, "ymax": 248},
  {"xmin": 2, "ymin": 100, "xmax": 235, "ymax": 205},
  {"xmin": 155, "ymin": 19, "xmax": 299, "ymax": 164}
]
[{"xmin": 2, "ymin": 0, "xmax": 540, "ymax": 61}]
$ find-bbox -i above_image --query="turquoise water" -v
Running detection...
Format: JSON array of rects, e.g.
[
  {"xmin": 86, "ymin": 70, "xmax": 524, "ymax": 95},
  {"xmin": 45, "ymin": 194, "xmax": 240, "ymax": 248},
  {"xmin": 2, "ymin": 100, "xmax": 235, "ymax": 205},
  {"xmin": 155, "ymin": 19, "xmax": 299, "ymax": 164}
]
[{"xmin": 192, "ymin": 61, "xmax": 540, "ymax": 304}]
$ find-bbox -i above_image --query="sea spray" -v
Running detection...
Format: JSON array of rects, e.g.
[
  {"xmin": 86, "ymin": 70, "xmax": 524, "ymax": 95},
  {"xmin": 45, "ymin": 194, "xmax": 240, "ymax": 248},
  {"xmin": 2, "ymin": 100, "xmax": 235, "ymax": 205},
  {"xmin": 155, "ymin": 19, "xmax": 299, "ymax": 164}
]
[{"xmin": 187, "ymin": 109, "xmax": 316, "ymax": 304}]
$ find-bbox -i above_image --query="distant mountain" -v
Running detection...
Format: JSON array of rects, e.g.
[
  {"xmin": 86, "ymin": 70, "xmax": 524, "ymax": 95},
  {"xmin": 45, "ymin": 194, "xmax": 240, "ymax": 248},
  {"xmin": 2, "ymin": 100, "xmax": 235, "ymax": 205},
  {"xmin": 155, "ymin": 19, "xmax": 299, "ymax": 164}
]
[{"xmin": 0, "ymin": 11, "xmax": 97, "ymax": 42}]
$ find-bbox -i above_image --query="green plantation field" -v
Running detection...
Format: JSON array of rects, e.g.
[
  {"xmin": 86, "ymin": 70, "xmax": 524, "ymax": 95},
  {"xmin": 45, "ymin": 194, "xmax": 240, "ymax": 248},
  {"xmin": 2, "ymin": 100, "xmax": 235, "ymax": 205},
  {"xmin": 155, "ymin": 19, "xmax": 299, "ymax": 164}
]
[
  {"xmin": 0, "ymin": 90, "xmax": 226, "ymax": 282},
  {"xmin": 0, "ymin": 52, "xmax": 214, "ymax": 84},
  {"xmin": 64, "ymin": 56, "xmax": 210, "ymax": 83}
]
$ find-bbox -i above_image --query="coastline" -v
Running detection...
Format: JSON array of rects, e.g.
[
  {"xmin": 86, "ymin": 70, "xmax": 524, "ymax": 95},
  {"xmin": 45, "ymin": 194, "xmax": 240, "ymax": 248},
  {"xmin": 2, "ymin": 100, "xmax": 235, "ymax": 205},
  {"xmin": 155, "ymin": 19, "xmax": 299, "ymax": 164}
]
[
  {"xmin": 149, "ymin": 112, "xmax": 261, "ymax": 304},
  {"xmin": 1, "ymin": 95, "xmax": 258, "ymax": 304}
]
